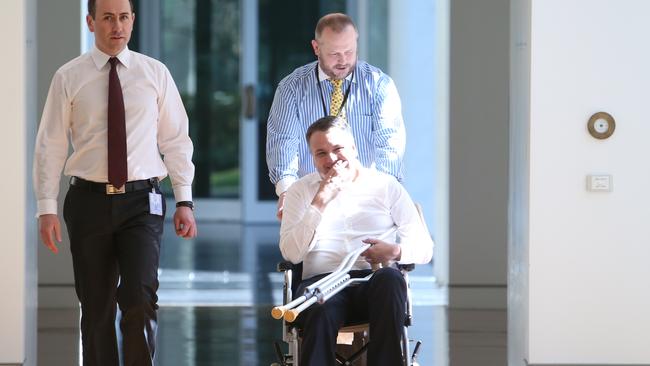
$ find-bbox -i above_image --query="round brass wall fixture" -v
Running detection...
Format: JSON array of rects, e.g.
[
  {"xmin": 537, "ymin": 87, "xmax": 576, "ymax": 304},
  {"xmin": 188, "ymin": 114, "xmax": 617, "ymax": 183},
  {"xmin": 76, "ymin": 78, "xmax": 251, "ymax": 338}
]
[{"xmin": 587, "ymin": 112, "xmax": 615, "ymax": 139}]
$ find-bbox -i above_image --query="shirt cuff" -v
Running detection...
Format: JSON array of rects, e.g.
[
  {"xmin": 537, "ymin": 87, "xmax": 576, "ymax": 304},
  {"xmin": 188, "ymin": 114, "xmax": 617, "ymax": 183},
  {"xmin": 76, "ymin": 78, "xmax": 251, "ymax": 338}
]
[
  {"xmin": 276, "ymin": 177, "xmax": 297, "ymax": 197},
  {"xmin": 37, "ymin": 199, "xmax": 58, "ymax": 217},
  {"xmin": 173, "ymin": 185, "xmax": 193, "ymax": 202},
  {"xmin": 397, "ymin": 243, "xmax": 415, "ymax": 264}
]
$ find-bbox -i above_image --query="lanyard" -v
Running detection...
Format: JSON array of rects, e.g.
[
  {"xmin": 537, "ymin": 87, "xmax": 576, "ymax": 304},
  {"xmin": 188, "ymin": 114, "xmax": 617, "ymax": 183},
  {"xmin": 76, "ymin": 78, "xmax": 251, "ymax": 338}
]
[{"xmin": 315, "ymin": 64, "xmax": 354, "ymax": 118}]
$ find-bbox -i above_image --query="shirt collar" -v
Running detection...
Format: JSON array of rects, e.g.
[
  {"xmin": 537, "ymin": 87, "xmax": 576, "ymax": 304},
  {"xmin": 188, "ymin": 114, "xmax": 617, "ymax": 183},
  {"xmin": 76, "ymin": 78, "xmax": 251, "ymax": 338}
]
[
  {"xmin": 317, "ymin": 63, "xmax": 355, "ymax": 84},
  {"xmin": 90, "ymin": 45, "xmax": 132, "ymax": 70}
]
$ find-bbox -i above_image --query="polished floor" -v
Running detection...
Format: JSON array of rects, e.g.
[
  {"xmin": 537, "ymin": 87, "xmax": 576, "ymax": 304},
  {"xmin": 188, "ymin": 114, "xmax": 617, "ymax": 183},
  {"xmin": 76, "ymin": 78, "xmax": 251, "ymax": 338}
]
[{"xmin": 37, "ymin": 221, "xmax": 506, "ymax": 366}]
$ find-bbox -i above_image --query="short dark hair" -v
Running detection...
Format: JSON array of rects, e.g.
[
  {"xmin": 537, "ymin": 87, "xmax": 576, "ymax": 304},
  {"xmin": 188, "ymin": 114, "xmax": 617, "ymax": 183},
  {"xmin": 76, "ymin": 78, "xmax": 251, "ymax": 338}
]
[
  {"xmin": 314, "ymin": 13, "xmax": 358, "ymax": 41},
  {"xmin": 88, "ymin": 0, "xmax": 135, "ymax": 18},
  {"xmin": 306, "ymin": 116, "xmax": 353, "ymax": 144}
]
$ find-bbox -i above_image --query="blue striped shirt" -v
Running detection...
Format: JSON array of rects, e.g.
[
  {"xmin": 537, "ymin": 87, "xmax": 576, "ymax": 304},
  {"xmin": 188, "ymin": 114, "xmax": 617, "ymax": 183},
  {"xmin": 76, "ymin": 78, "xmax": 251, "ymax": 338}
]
[{"xmin": 266, "ymin": 60, "xmax": 405, "ymax": 196}]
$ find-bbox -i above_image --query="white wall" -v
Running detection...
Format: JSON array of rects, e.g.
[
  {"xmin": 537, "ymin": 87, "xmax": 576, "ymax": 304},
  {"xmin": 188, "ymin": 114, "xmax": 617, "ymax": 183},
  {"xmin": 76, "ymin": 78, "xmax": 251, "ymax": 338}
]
[
  {"xmin": 450, "ymin": 0, "xmax": 510, "ymax": 307},
  {"xmin": 511, "ymin": 0, "xmax": 650, "ymax": 364},
  {"xmin": 0, "ymin": 1, "xmax": 37, "ymax": 365}
]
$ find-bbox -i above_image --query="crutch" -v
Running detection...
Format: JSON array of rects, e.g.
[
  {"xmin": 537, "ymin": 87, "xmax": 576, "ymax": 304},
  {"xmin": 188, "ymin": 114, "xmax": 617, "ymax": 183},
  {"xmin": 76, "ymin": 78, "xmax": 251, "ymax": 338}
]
[
  {"xmin": 271, "ymin": 243, "xmax": 369, "ymax": 321},
  {"xmin": 271, "ymin": 227, "xmax": 397, "ymax": 322}
]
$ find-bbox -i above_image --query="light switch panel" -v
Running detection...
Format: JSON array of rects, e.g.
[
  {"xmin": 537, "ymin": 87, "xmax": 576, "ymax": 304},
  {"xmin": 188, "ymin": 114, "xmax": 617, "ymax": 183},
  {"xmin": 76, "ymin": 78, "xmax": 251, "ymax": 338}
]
[{"xmin": 587, "ymin": 174, "xmax": 612, "ymax": 192}]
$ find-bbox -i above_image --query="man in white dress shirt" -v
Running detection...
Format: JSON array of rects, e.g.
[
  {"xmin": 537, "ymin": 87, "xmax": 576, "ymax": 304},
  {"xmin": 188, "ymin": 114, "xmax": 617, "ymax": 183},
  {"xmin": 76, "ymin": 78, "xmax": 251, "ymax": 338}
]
[
  {"xmin": 279, "ymin": 116, "xmax": 433, "ymax": 366},
  {"xmin": 33, "ymin": 0, "xmax": 196, "ymax": 364}
]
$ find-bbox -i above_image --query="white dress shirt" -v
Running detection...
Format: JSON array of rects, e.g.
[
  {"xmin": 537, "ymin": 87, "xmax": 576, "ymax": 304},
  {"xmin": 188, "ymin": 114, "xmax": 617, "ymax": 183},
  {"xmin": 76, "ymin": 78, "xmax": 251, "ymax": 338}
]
[
  {"xmin": 279, "ymin": 168, "xmax": 433, "ymax": 280},
  {"xmin": 33, "ymin": 46, "xmax": 194, "ymax": 216}
]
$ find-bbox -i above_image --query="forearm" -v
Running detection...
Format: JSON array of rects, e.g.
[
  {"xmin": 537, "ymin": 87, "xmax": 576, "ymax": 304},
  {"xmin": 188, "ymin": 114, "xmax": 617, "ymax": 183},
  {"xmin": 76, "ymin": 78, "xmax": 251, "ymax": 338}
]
[
  {"xmin": 33, "ymin": 152, "xmax": 67, "ymax": 216},
  {"xmin": 373, "ymin": 132, "xmax": 405, "ymax": 181},
  {"xmin": 390, "ymin": 184, "xmax": 434, "ymax": 264},
  {"xmin": 398, "ymin": 233, "xmax": 433, "ymax": 265},
  {"xmin": 279, "ymin": 185, "xmax": 322, "ymax": 263},
  {"xmin": 266, "ymin": 128, "xmax": 299, "ymax": 191},
  {"xmin": 279, "ymin": 205, "xmax": 321, "ymax": 263},
  {"xmin": 162, "ymin": 150, "xmax": 194, "ymax": 202},
  {"xmin": 157, "ymin": 71, "xmax": 195, "ymax": 202},
  {"xmin": 33, "ymin": 77, "xmax": 71, "ymax": 217},
  {"xmin": 373, "ymin": 78, "xmax": 406, "ymax": 180},
  {"xmin": 266, "ymin": 85, "xmax": 300, "ymax": 188}
]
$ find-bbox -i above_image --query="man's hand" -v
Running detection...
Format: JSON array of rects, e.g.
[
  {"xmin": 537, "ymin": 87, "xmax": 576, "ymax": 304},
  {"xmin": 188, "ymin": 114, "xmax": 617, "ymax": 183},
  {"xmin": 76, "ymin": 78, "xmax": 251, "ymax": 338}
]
[
  {"xmin": 276, "ymin": 192, "xmax": 286, "ymax": 221},
  {"xmin": 361, "ymin": 238, "xmax": 401, "ymax": 265},
  {"xmin": 39, "ymin": 214, "xmax": 61, "ymax": 254},
  {"xmin": 311, "ymin": 160, "xmax": 353, "ymax": 212},
  {"xmin": 174, "ymin": 207, "xmax": 197, "ymax": 238}
]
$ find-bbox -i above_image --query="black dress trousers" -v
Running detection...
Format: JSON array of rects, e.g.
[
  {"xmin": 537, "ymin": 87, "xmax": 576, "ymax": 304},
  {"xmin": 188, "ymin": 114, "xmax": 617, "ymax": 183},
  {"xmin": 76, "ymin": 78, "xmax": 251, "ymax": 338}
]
[
  {"xmin": 63, "ymin": 183, "xmax": 165, "ymax": 366},
  {"xmin": 296, "ymin": 267, "xmax": 408, "ymax": 366}
]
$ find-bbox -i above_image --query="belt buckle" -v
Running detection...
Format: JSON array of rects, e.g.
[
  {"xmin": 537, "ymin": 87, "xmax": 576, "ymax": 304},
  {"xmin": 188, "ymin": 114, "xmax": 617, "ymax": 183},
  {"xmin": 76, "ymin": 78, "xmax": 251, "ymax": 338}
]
[{"xmin": 106, "ymin": 184, "xmax": 126, "ymax": 195}]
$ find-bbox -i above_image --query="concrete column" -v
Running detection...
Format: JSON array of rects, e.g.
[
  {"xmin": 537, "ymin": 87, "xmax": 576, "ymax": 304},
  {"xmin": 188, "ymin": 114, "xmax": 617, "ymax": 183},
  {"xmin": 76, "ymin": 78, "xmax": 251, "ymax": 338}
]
[
  {"xmin": 36, "ymin": 0, "xmax": 83, "ymax": 307},
  {"xmin": 449, "ymin": 0, "xmax": 510, "ymax": 308},
  {"xmin": 0, "ymin": 0, "xmax": 37, "ymax": 365},
  {"xmin": 387, "ymin": 0, "xmax": 448, "ymax": 285}
]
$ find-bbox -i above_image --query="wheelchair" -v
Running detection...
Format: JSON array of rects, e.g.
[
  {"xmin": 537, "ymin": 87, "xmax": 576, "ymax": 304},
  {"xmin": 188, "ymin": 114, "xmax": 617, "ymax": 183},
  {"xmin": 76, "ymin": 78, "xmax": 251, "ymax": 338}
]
[{"xmin": 270, "ymin": 259, "xmax": 422, "ymax": 366}]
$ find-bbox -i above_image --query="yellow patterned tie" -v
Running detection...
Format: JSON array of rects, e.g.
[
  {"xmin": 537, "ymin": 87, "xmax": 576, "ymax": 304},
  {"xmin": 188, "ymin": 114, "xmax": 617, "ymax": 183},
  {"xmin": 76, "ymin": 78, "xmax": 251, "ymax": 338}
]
[{"xmin": 329, "ymin": 79, "xmax": 346, "ymax": 119}]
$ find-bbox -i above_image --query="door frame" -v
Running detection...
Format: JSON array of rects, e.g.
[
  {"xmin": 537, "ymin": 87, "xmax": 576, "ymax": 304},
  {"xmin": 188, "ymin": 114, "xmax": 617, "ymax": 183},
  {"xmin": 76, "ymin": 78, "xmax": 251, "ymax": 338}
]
[{"xmin": 240, "ymin": 0, "xmax": 277, "ymax": 223}]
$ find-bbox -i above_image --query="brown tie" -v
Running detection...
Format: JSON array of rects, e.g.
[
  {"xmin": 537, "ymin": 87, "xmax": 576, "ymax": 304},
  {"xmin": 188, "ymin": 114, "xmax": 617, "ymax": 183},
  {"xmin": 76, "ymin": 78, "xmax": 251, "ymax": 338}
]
[{"xmin": 107, "ymin": 57, "xmax": 127, "ymax": 188}]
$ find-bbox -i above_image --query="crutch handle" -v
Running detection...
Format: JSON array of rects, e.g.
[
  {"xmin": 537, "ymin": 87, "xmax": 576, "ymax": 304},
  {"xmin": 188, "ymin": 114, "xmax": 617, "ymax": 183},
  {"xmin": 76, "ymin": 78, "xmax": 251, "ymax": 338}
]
[
  {"xmin": 284, "ymin": 296, "xmax": 318, "ymax": 322},
  {"xmin": 271, "ymin": 306, "xmax": 286, "ymax": 320},
  {"xmin": 284, "ymin": 309, "xmax": 300, "ymax": 323},
  {"xmin": 271, "ymin": 294, "xmax": 308, "ymax": 319}
]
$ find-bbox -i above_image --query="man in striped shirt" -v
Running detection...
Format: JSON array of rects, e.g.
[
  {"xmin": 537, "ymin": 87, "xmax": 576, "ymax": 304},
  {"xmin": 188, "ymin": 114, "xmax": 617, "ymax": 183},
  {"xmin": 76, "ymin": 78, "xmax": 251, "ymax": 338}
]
[{"xmin": 266, "ymin": 13, "xmax": 406, "ymax": 219}]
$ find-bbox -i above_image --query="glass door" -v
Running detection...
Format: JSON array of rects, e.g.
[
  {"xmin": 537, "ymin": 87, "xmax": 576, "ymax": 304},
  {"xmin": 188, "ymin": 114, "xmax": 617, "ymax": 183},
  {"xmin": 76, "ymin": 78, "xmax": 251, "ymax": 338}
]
[
  {"xmin": 249, "ymin": 0, "xmax": 348, "ymax": 222},
  {"xmin": 136, "ymin": 0, "xmax": 246, "ymax": 220},
  {"xmin": 135, "ymin": 0, "xmax": 349, "ymax": 223}
]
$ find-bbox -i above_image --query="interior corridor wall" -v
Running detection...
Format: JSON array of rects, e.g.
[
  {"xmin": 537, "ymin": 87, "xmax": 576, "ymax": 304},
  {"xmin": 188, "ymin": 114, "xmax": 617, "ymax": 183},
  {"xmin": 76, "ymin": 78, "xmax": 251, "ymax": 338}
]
[
  {"xmin": 450, "ymin": 0, "xmax": 510, "ymax": 307},
  {"xmin": 36, "ymin": 0, "xmax": 83, "ymax": 308},
  {"xmin": 388, "ymin": 0, "xmax": 448, "ymax": 285},
  {"xmin": 510, "ymin": 0, "xmax": 650, "ymax": 363},
  {"xmin": 0, "ymin": 0, "xmax": 37, "ymax": 365}
]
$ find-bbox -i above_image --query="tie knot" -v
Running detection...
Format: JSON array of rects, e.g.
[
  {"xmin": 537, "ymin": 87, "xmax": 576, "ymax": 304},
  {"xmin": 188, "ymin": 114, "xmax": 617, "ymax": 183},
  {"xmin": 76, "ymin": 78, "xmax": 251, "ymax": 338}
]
[
  {"xmin": 109, "ymin": 57, "xmax": 119, "ymax": 68},
  {"xmin": 329, "ymin": 79, "xmax": 343, "ymax": 89}
]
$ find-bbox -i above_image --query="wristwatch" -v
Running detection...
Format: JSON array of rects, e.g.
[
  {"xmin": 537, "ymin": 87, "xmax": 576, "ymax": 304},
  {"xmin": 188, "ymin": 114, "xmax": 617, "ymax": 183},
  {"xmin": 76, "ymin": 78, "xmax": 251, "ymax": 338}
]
[{"xmin": 176, "ymin": 201, "xmax": 194, "ymax": 211}]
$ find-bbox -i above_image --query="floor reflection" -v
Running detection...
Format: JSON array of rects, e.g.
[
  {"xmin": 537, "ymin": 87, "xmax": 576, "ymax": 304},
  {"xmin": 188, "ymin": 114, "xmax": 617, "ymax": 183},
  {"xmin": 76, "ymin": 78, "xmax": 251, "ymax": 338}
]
[
  {"xmin": 36, "ymin": 221, "xmax": 506, "ymax": 366},
  {"xmin": 155, "ymin": 221, "xmax": 443, "ymax": 365}
]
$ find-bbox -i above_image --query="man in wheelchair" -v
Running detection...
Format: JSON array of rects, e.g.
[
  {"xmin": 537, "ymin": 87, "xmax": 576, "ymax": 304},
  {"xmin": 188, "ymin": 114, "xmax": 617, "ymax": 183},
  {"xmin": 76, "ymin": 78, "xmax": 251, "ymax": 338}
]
[{"xmin": 279, "ymin": 116, "xmax": 434, "ymax": 366}]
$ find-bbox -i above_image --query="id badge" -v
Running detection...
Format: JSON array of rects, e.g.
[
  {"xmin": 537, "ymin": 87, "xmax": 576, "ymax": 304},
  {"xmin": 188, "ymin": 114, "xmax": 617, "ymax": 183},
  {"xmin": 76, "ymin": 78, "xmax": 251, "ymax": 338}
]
[{"xmin": 149, "ymin": 189, "xmax": 163, "ymax": 216}]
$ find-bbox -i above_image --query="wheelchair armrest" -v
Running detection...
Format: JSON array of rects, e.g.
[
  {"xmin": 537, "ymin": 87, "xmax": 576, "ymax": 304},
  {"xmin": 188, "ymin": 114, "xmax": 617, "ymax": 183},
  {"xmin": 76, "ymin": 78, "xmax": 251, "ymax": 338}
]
[
  {"xmin": 277, "ymin": 260, "xmax": 296, "ymax": 272},
  {"xmin": 397, "ymin": 263, "xmax": 415, "ymax": 272}
]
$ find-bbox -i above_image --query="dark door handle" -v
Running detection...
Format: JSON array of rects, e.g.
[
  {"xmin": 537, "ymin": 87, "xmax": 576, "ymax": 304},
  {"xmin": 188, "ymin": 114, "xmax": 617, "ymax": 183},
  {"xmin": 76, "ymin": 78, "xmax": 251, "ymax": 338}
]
[{"xmin": 243, "ymin": 84, "xmax": 256, "ymax": 120}]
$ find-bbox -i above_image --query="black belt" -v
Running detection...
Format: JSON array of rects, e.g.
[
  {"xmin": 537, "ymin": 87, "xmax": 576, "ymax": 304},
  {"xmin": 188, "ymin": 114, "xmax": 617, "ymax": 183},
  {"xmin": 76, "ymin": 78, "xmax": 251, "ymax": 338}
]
[{"xmin": 70, "ymin": 176, "xmax": 159, "ymax": 195}]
